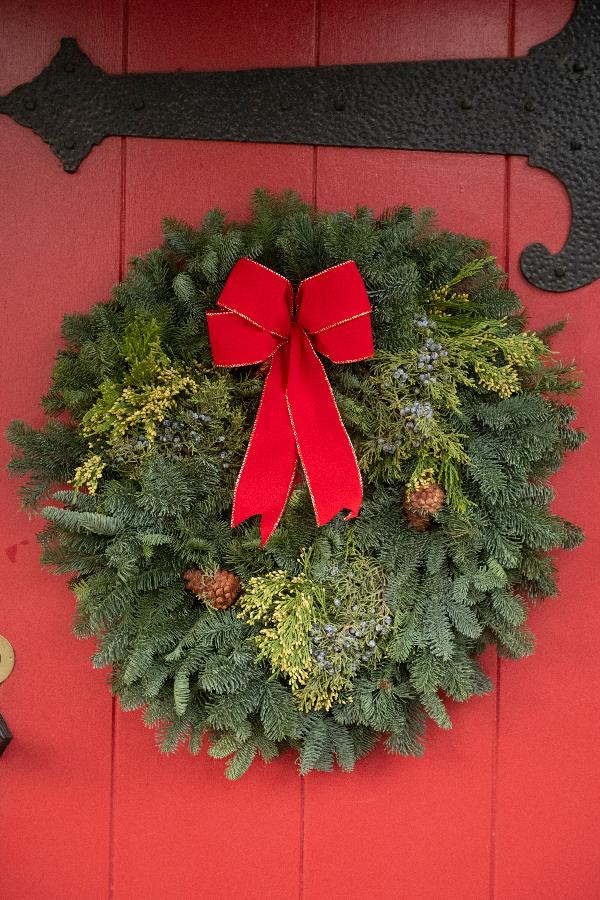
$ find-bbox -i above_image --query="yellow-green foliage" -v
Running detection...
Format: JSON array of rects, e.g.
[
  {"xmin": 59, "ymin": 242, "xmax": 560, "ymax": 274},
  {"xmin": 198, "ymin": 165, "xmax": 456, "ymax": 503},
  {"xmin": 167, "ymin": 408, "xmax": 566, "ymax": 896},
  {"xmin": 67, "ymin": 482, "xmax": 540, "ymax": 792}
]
[
  {"xmin": 71, "ymin": 453, "xmax": 105, "ymax": 496},
  {"xmin": 82, "ymin": 367, "xmax": 198, "ymax": 447},
  {"xmin": 73, "ymin": 367, "xmax": 198, "ymax": 492},
  {"xmin": 293, "ymin": 554, "xmax": 390, "ymax": 711},
  {"xmin": 356, "ymin": 261, "xmax": 547, "ymax": 512},
  {"xmin": 238, "ymin": 567, "xmax": 326, "ymax": 701},
  {"xmin": 120, "ymin": 317, "xmax": 169, "ymax": 386},
  {"xmin": 238, "ymin": 551, "xmax": 391, "ymax": 712},
  {"xmin": 440, "ymin": 320, "xmax": 547, "ymax": 399},
  {"xmin": 72, "ymin": 318, "xmax": 202, "ymax": 491}
]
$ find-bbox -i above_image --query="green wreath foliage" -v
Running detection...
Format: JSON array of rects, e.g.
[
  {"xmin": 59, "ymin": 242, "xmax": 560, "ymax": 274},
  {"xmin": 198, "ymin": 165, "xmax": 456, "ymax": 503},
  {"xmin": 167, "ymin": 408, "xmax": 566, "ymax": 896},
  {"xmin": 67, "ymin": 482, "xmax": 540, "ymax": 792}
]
[{"xmin": 8, "ymin": 190, "xmax": 585, "ymax": 778}]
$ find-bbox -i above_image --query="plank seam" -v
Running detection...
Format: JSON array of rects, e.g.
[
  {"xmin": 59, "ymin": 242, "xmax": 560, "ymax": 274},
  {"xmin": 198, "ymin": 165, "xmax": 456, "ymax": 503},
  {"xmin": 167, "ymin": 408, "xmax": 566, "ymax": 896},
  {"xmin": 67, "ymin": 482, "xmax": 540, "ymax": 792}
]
[
  {"xmin": 311, "ymin": 0, "xmax": 321, "ymax": 209},
  {"xmin": 302, "ymin": 4, "xmax": 320, "ymax": 896},
  {"xmin": 490, "ymin": 3, "xmax": 516, "ymax": 898},
  {"xmin": 108, "ymin": 2, "xmax": 129, "ymax": 897},
  {"xmin": 298, "ymin": 775, "xmax": 306, "ymax": 900}
]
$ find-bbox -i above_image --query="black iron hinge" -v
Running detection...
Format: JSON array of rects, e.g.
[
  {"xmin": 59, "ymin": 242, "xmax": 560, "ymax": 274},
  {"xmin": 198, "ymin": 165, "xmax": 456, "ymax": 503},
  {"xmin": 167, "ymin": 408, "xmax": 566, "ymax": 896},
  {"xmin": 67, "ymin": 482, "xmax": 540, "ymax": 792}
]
[{"xmin": 1, "ymin": 0, "xmax": 599, "ymax": 291}]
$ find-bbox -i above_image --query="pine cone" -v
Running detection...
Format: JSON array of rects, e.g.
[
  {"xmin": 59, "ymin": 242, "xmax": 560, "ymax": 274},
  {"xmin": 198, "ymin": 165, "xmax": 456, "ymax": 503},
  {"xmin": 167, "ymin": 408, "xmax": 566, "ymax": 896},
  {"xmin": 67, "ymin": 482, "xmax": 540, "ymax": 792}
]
[
  {"xmin": 407, "ymin": 483, "xmax": 445, "ymax": 515},
  {"xmin": 403, "ymin": 482, "xmax": 445, "ymax": 531},
  {"xmin": 183, "ymin": 568, "xmax": 241, "ymax": 610},
  {"xmin": 403, "ymin": 501, "xmax": 431, "ymax": 531}
]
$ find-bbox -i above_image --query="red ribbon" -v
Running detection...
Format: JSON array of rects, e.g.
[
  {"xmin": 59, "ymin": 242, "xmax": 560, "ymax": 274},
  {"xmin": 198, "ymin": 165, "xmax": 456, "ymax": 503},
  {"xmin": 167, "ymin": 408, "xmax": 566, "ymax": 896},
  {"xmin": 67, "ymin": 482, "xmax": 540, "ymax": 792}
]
[{"xmin": 206, "ymin": 258, "xmax": 374, "ymax": 544}]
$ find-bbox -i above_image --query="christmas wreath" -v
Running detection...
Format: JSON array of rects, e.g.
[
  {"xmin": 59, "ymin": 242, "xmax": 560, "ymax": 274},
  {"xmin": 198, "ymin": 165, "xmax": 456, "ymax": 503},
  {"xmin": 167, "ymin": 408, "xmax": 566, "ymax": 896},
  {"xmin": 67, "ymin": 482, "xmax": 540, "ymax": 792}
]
[{"xmin": 8, "ymin": 190, "xmax": 584, "ymax": 778}]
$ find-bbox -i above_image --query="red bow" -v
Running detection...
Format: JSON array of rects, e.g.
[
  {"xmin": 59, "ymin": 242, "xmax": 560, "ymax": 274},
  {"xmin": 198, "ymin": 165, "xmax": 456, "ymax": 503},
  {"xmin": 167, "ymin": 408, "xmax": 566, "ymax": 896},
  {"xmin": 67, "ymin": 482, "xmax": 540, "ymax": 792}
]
[{"xmin": 206, "ymin": 258, "xmax": 374, "ymax": 544}]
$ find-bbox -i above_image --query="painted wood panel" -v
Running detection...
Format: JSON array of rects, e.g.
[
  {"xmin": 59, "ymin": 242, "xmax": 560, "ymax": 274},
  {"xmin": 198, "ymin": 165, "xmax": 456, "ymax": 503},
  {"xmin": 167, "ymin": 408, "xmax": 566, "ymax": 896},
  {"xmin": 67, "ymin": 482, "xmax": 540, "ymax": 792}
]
[
  {"xmin": 495, "ymin": 2, "xmax": 600, "ymax": 897},
  {"xmin": 2, "ymin": 2, "xmax": 598, "ymax": 898},
  {"xmin": 0, "ymin": 5, "xmax": 123, "ymax": 899},
  {"xmin": 304, "ymin": 3, "xmax": 510, "ymax": 898},
  {"xmin": 108, "ymin": 3, "xmax": 315, "ymax": 898}
]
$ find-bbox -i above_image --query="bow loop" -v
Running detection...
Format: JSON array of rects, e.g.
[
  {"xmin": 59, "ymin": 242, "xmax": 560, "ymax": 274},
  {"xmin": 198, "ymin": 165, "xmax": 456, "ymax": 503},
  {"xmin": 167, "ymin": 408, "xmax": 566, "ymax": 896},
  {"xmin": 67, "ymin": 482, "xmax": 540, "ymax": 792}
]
[
  {"xmin": 207, "ymin": 258, "xmax": 374, "ymax": 544},
  {"xmin": 295, "ymin": 261, "xmax": 372, "ymax": 335},
  {"xmin": 216, "ymin": 257, "xmax": 292, "ymax": 338},
  {"xmin": 206, "ymin": 310, "xmax": 280, "ymax": 367}
]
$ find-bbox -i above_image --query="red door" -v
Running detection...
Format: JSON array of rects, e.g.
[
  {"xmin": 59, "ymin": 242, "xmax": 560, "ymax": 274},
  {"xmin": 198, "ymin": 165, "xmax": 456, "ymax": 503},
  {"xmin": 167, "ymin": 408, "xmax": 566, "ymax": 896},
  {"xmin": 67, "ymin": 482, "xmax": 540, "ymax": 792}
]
[{"xmin": 1, "ymin": 1, "xmax": 598, "ymax": 897}]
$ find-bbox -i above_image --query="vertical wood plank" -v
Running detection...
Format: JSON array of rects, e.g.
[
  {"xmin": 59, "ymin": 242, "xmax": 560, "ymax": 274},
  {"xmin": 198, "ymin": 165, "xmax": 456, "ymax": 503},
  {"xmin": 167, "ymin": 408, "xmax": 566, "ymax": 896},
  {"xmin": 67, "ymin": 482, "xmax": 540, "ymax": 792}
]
[
  {"xmin": 109, "ymin": 3, "xmax": 316, "ymax": 898},
  {"xmin": 0, "ymin": 5, "xmax": 123, "ymax": 898},
  {"xmin": 496, "ymin": 2, "xmax": 600, "ymax": 896},
  {"xmin": 305, "ymin": 3, "xmax": 511, "ymax": 898}
]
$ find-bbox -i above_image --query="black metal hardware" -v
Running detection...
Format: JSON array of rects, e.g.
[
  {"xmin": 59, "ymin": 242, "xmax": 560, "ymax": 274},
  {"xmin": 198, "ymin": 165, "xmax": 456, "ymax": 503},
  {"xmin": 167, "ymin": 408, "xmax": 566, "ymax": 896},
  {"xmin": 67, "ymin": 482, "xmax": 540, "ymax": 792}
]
[
  {"xmin": 0, "ymin": 714, "xmax": 12, "ymax": 757},
  {"xmin": 1, "ymin": 0, "xmax": 599, "ymax": 291}
]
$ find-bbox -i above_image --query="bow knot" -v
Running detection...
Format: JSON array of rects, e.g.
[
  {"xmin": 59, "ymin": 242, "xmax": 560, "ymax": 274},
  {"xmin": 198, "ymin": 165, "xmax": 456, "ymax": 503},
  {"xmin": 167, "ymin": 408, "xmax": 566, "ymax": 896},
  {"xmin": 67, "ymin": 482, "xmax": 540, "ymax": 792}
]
[{"xmin": 207, "ymin": 258, "xmax": 374, "ymax": 544}]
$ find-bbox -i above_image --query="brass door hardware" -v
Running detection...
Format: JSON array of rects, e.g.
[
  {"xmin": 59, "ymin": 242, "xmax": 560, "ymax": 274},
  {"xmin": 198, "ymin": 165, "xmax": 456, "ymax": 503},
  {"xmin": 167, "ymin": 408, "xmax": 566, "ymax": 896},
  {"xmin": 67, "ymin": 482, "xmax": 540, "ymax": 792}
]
[{"xmin": 0, "ymin": 635, "xmax": 15, "ymax": 684}]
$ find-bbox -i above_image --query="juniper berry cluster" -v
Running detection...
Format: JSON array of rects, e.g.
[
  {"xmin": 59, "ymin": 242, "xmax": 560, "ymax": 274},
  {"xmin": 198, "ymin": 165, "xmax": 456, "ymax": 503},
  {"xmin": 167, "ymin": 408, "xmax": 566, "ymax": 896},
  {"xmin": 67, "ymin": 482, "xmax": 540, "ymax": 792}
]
[
  {"xmin": 309, "ymin": 607, "xmax": 393, "ymax": 675},
  {"xmin": 113, "ymin": 410, "xmax": 234, "ymax": 470},
  {"xmin": 415, "ymin": 315, "xmax": 436, "ymax": 329},
  {"xmin": 417, "ymin": 337, "xmax": 448, "ymax": 385},
  {"xmin": 156, "ymin": 411, "xmax": 212, "ymax": 454}
]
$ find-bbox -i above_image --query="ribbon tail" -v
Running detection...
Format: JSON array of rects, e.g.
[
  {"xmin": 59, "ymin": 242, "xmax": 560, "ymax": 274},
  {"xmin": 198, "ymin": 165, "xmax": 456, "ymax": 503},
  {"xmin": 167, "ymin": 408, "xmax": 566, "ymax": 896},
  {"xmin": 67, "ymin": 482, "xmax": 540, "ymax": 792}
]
[
  {"xmin": 286, "ymin": 328, "xmax": 363, "ymax": 527},
  {"xmin": 231, "ymin": 347, "xmax": 298, "ymax": 545}
]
